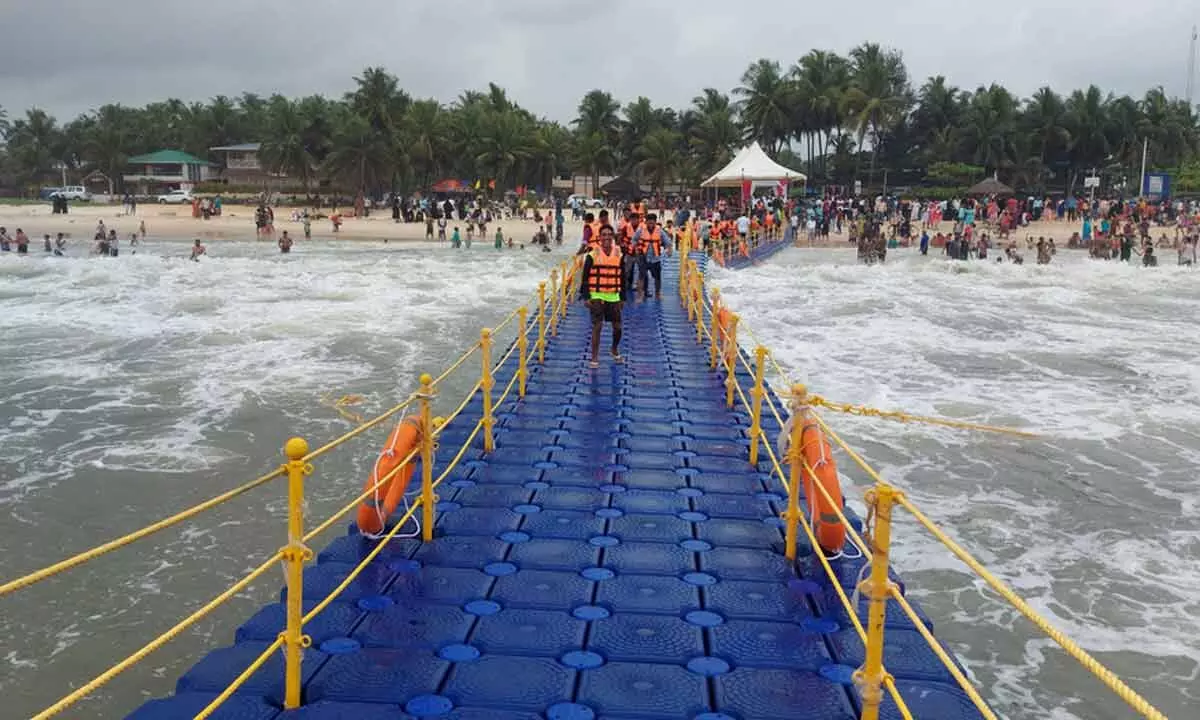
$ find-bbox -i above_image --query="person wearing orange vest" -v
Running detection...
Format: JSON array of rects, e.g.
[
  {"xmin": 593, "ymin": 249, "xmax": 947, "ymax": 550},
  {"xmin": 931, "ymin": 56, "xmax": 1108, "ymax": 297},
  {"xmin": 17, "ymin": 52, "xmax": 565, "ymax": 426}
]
[
  {"xmin": 618, "ymin": 210, "xmax": 641, "ymax": 299},
  {"xmin": 579, "ymin": 211, "xmax": 598, "ymax": 248},
  {"xmin": 632, "ymin": 213, "xmax": 669, "ymax": 299},
  {"xmin": 579, "ymin": 225, "xmax": 624, "ymax": 368}
]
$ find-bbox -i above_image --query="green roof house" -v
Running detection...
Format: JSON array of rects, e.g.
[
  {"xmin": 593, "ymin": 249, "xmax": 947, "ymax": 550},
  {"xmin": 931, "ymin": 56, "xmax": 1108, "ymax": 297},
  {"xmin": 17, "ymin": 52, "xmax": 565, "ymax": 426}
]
[{"xmin": 124, "ymin": 150, "xmax": 215, "ymax": 193}]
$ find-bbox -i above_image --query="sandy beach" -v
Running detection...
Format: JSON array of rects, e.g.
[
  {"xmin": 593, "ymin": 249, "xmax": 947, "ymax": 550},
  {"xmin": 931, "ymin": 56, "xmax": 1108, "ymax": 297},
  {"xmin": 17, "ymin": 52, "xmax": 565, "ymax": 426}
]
[{"xmin": 0, "ymin": 200, "xmax": 1093, "ymax": 249}]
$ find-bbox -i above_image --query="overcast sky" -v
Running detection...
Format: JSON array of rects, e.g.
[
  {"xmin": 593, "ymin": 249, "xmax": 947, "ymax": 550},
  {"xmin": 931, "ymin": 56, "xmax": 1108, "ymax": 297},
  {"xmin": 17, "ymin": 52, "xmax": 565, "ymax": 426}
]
[{"xmin": 1, "ymin": 0, "xmax": 1197, "ymax": 124}]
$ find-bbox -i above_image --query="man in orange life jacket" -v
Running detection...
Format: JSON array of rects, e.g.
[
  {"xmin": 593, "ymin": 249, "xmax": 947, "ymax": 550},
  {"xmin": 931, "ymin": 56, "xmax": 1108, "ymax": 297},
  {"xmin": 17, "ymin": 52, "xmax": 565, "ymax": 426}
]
[
  {"xmin": 618, "ymin": 208, "xmax": 641, "ymax": 299},
  {"xmin": 632, "ymin": 213, "xmax": 669, "ymax": 299},
  {"xmin": 579, "ymin": 224, "xmax": 624, "ymax": 368}
]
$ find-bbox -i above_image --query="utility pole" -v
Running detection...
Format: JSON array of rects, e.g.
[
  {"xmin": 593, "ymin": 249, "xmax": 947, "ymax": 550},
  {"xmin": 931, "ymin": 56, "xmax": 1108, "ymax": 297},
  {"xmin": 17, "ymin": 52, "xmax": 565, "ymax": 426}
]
[{"xmin": 1188, "ymin": 25, "xmax": 1197, "ymax": 106}]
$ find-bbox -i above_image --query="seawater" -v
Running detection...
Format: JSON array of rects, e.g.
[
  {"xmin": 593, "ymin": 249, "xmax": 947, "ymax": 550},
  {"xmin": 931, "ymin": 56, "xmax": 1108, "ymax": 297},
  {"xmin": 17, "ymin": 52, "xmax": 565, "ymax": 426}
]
[
  {"xmin": 716, "ymin": 247, "xmax": 1200, "ymax": 720},
  {"xmin": 0, "ymin": 240, "xmax": 1196, "ymax": 718}
]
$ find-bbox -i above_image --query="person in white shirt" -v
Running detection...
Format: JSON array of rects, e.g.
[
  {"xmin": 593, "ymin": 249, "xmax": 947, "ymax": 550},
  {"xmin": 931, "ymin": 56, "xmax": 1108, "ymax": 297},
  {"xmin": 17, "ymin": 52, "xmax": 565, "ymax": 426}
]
[{"xmin": 735, "ymin": 214, "xmax": 750, "ymax": 239}]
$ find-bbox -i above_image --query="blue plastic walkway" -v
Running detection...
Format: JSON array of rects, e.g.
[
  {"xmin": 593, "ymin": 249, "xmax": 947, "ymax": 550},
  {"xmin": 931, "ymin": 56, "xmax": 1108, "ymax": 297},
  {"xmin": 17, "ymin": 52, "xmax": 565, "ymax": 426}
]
[{"xmin": 131, "ymin": 256, "xmax": 985, "ymax": 720}]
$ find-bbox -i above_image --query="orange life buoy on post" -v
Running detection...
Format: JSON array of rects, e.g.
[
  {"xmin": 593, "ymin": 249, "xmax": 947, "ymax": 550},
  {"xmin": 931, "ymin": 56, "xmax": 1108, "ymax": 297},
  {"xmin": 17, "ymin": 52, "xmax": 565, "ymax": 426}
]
[
  {"xmin": 356, "ymin": 416, "xmax": 422, "ymax": 537},
  {"xmin": 800, "ymin": 418, "xmax": 846, "ymax": 554}
]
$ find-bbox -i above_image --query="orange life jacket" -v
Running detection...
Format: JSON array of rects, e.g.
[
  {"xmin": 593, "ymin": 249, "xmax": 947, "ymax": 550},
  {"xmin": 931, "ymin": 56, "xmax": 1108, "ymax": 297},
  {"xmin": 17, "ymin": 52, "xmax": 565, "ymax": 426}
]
[
  {"xmin": 638, "ymin": 226, "xmax": 664, "ymax": 257},
  {"xmin": 586, "ymin": 221, "xmax": 602, "ymax": 247},
  {"xmin": 588, "ymin": 246, "xmax": 623, "ymax": 295}
]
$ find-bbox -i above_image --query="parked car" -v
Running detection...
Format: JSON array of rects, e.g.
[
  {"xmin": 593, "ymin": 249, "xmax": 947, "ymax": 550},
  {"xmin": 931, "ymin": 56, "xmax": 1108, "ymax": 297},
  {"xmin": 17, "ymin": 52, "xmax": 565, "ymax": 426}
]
[
  {"xmin": 567, "ymin": 193, "xmax": 603, "ymax": 208},
  {"xmin": 49, "ymin": 186, "xmax": 92, "ymax": 201},
  {"xmin": 157, "ymin": 189, "xmax": 194, "ymax": 204}
]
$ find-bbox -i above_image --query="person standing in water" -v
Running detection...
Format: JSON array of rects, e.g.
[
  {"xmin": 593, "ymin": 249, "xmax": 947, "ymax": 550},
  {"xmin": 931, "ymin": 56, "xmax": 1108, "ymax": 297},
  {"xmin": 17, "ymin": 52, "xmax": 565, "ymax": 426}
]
[
  {"xmin": 450, "ymin": 226, "xmax": 461, "ymax": 248},
  {"xmin": 14, "ymin": 228, "xmax": 29, "ymax": 254},
  {"xmin": 190, "ymin": 239, "xmax": 206, "ymax": 261},
  {"xmin": 494, "ymin": 226, "xmax": 504, "ymax": 249},
  {"xmin": 43, "ymin": 234, "xmax": 52, "ymax": 253},
  {"xmin": 302, "ymin": 214, "xmax": 312, "ymax": 240},
  {"xmin": 278, "ymin": 231, "xmax": 294, "ymax": 253},
  {"xmin": 579, "ymin": 225, "xmax": 624, "ymax": 369},
  {"xmin": 54, "ymin": 234, "xmax": 67, "ymax": 256}
]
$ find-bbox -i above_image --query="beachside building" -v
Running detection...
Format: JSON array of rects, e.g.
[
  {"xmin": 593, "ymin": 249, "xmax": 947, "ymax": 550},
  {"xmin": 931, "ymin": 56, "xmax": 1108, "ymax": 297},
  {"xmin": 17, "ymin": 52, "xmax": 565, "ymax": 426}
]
[
  {"xmin": 124, "ymin": 150, "xmax": 214, "ymax": 194},
  {"xmin": 209, "ymin": 143, "xmax": 273, "ymax": 186}
]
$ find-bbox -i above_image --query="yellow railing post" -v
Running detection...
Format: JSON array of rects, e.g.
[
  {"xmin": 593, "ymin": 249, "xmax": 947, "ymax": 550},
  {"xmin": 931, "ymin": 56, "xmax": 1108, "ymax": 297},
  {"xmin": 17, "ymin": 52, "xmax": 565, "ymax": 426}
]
[
  {"xmin": 282, "ymin": 437, "xmax": 313, "ymax": 710},
  {"xmin": 724, "ymin": 313, "xmax": 739, "ymax": 409},
  {"xmin": 480, "ymin": 328, "xmax": 495, "ymax": 452},
  {"xmin": 856, "ymin": 483, "xmax": 900, "ymax": 720},
  {"xmin": 536, "ymin": 282, "xmax": 547, "ymax": 364},
  {"xmin": 784, "ymin": 384, "xmax": 806, "ymax": 560},
  {"xmin": 559, "ymin": 261, "xmax": 569, "ymax": 318},
  {"xmin": 748, "ymin": 345, "xmax": 767, "ymax": 465},
  {"xmin": 549, "ymin": 268, "xmax": 560, "ymax": 337},
  {"xmin": 708, "ymin": 288, "xmax": 721, "ymax": 369},
  {"xmin": 517, "ymin": 306, "xmax": 529, "ymax": 398},
  {"xmin": 417, "ymin": 373, "xmax": 436, "ymax": 542}
]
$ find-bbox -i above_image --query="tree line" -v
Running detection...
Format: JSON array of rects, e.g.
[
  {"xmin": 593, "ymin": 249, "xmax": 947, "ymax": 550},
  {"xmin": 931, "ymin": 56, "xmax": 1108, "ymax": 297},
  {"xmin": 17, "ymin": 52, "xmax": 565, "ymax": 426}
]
[{"xmin": 1, "ymin": 43, "xmax": 1198, "ymax": 197}]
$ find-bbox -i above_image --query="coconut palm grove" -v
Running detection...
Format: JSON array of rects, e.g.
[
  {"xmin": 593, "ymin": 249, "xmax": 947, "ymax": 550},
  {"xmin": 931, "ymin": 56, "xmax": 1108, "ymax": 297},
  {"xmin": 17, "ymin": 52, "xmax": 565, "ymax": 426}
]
[{"xmin": 2, "ymin": 44, "xmax": 1199, "ymax": 197}]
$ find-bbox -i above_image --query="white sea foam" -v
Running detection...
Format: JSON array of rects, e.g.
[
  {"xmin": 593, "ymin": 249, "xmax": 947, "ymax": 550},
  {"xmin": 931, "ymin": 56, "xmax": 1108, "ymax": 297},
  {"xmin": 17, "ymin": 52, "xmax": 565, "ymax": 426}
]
[{"xmin": 716, "ymin": 246, "xmax": 1200, "ymax": 717}]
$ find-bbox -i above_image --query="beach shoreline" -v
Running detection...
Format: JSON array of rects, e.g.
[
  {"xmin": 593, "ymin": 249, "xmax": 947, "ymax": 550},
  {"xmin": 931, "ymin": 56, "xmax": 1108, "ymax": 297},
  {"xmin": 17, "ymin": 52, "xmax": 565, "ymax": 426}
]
[{"xmin": 0, "ymin": 201, "xmax": 1096, "ymax": 249}]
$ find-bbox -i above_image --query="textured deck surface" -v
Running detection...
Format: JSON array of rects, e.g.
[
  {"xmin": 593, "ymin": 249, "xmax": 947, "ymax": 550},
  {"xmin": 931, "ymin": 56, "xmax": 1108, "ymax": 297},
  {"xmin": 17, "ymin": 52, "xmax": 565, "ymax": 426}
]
[{"xmin": 131, "ymin": 256, "xmax": 985, "ymax": 719}]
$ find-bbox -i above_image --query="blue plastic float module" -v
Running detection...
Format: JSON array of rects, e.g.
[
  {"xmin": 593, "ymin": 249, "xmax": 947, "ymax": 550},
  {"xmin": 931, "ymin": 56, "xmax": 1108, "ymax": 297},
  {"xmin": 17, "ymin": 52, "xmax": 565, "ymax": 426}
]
[{"xmin": 131, "ymin": 254, "xmax": 987, "ymax": 720}]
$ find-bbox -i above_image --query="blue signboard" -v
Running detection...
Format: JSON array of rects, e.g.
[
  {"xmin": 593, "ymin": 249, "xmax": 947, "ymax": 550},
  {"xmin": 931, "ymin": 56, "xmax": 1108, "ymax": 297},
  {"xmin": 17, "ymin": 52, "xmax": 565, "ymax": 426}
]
[{"xmin": 1142, "ymin": 173, "xmax": 1171, "ymax": 199}]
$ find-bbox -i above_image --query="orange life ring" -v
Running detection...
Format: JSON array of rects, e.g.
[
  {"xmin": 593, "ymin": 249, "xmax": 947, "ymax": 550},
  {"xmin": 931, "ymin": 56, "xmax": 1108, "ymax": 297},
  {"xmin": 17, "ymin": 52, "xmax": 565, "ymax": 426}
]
[
  {"xmin": 799, "ymin": 418, "xmax": 846, "ymax": 553},
  {"xmin": 356, "ymin": 416, "xmax": 421, "ymax": 536}
]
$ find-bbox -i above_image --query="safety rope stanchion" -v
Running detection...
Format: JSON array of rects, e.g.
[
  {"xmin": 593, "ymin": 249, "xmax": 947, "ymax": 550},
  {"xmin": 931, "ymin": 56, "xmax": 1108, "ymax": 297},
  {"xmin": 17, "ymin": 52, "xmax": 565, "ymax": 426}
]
[
  {"xmin": 480, "ymin": 328, "xmax": 495, "ymax": 452},
  {"xmin": 749, "ymin": 345, "xmax": 767, "ymax": 466},
  {"xmin": 708, "ymin": 288, "xmax": 721, "ymax": 369},
  {"xmin": 783, "ymin": 384, "xmax": 806, "ymax": 560},
  {"xmin": 536, "ymin": 282, "xmax": 547, "ymax": 364},
  {"xmin": 548, "ymin": 268, "xmax": 560, "ymax": 337},
  {"xmin": 417, "ymin": 373, "xmax": 437, "ymax": 542},
  {"xmin": 281, "ymin": 437, "xmax": 314, "ymax": 709},
  {"xmin": 856, "ymin": 483, "xmax": 900, "ymax": 720},
  {"xmin": 724, "ymin": 313, "xmax": 739, "ymax": 409},
  {"xmin": 517, "ymin": 307, "xmax": 529, "ymax": 398}
]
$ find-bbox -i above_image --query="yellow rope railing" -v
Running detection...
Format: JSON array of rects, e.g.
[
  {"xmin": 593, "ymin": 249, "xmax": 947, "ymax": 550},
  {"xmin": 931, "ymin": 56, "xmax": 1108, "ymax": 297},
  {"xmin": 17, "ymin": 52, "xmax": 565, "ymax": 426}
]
[
  {"xmin": 0, "ymin": 466, "xmax": 285, "ymax": 598},
  {"xmin": 24, "ymin": 260, "xmax": 570, "ymax": 719},
  {"xmin": 690, "ymin": 256, "xmax": 1167, "ymax": 720}
]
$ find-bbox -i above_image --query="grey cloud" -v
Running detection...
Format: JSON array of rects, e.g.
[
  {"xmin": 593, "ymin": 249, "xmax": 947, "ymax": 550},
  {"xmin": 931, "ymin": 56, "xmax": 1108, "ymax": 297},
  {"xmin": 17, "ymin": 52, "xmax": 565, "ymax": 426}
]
[{"xmin": 0, "ymin": 0, "xmax": 1196, "ymax": 124}]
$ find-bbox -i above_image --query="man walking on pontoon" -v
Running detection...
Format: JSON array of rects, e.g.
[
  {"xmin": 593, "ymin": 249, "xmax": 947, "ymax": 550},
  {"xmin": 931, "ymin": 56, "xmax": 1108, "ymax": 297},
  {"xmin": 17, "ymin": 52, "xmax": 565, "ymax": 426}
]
[{"xmin": 579, "ymin": 225, "xmax": 624, "ymax": 368}]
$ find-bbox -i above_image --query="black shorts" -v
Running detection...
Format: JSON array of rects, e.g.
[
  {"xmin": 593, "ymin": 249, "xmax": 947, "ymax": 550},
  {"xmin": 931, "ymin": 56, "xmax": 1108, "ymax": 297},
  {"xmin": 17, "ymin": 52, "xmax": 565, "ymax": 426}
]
[{"xmin": 588, "ymin": 299, "xmax": 622, "ymax": 323}]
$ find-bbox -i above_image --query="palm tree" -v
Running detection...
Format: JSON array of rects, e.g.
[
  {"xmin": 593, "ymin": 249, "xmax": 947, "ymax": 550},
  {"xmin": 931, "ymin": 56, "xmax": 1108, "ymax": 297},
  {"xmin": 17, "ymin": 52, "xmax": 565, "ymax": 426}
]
[
  {"xmin": 1063, "ymin": 85, "xmax": 1113, "ymax": 192},
  {"xmin": 792, "ymin": 50, "xmax": 850, "ymax": 176},
  {"xmin": 841, "ymin": 43, "xmax": 911, "ymax": 184},
  {"xmin": 259, "ymin": 99, "xmax": 316, "ymax": 192},
  {"xmin": 574, "ymin": 90, "xmax": 621, "ymax": 147},
  {"xmin": 692, "ymin": 88, "xmax": 732, "ymax": 117},
  {"xmin": 621, "ymin": 97, "xmax": 659, "ymax": 173},
  {"xmin": 347, "ymin": 66, "xmax": 409, "ymax": 134},
  {"xmin": 572, "ymin": 131, "xmax": 614, "ymax": 193},
  {"xmin": 474, "ymin": 111, "xmax": 535, "ymax": 191},
  {"xmin": 636, "ymin": 129, "xmax": 681, "ymax": 192},
  {"xmin": 1022, "ymin": 87, "xmax": 1069, "ymax": 166},
  {"xmin": 5, "ymin": 109, "xmax": 62, "ymax": 190},
  {"xmin": 960, "ymin": 85, "xmax": 1020, "ymax": 177},
  {"xmin": 403, "ymin": 99, "xmax": 449, "ymax": 188},
  {"xmin": 734, "ymin": 58, "xmax": 795, "ymax": 153},
  {"xmin": 689, "ymin": 106, "xmax": 740, "ymax": 177},
  {"xmin": 323, "ymin": 112, "xmax": 394, "ymax": 196},
  {"xmin": 533, "ymin": 122, "xmax": 572, "ymax": 194}
]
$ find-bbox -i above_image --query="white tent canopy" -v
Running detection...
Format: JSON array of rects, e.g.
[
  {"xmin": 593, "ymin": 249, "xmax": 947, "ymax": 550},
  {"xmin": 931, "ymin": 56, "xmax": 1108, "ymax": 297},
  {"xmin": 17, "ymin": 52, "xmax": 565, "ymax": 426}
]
[{"xmin": 701, "ymin": 141, "xmax": 806, "ymax": 187}]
